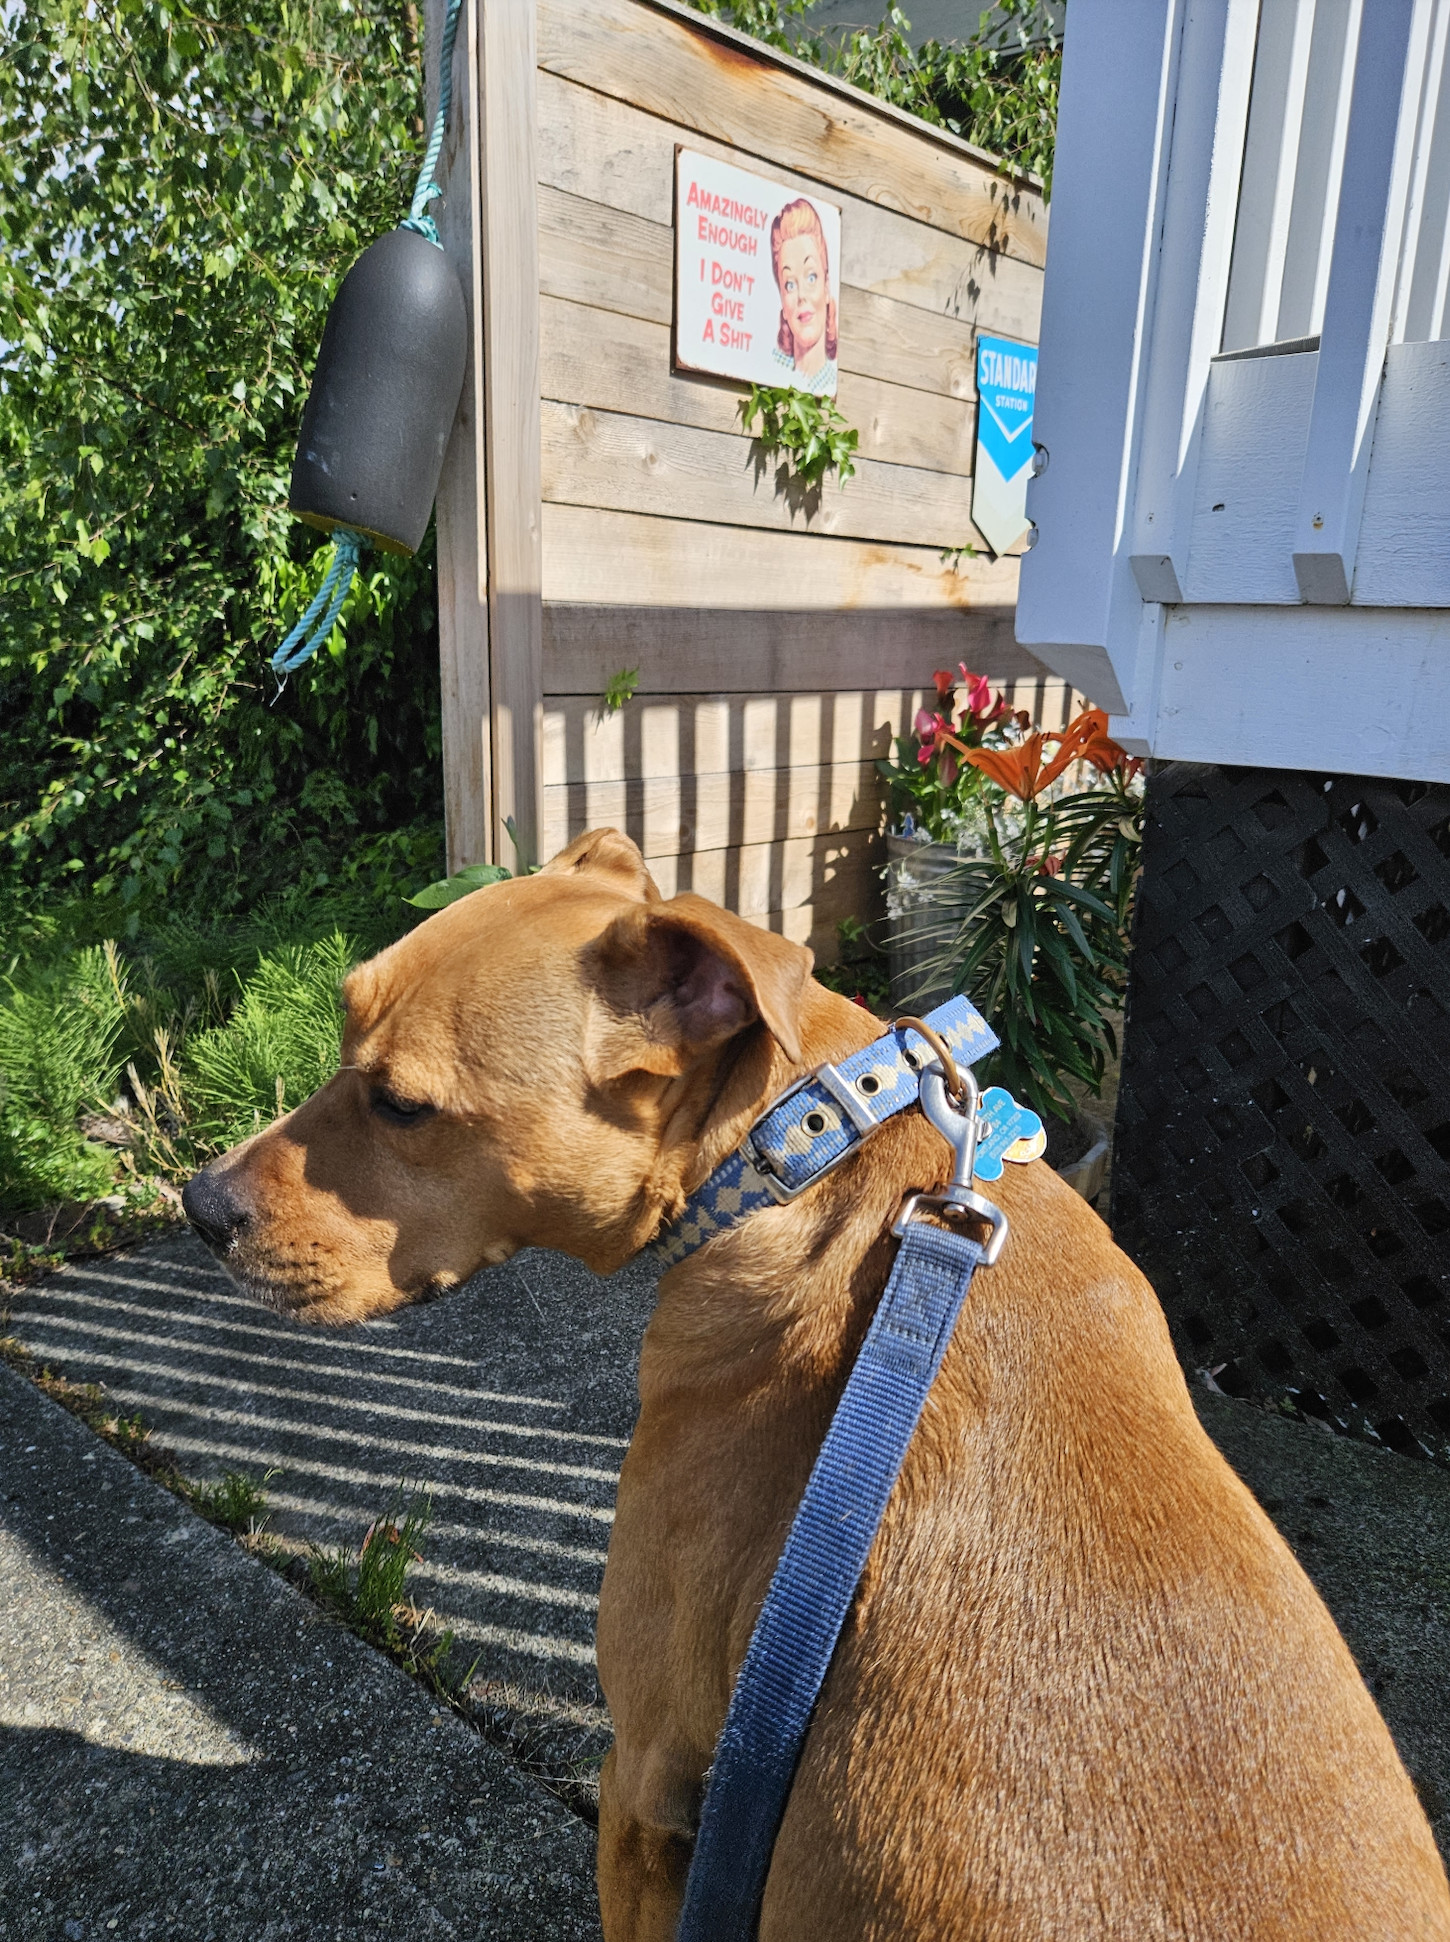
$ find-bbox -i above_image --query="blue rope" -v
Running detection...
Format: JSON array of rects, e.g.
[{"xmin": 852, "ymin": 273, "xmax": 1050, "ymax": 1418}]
[
  {"xmin": 269, "ymin": 529, "xmax": 365, "ymax": 675},
  {"xmin": 399, "ymin": 0, "xmax": 465, "ymax": 248}
]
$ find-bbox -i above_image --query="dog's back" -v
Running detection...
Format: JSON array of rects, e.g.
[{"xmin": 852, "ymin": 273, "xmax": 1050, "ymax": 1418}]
[
  {"xmin": 615, "ymin": 1120, "xmax": 1450, "ymax": 1939},
  {"xmin": 751, "ymin": 1157, "xmax": 1449, "ymax": 1938},
  {"xmin": 173, "ymin": 830, "xmax": 1450, "ymax": 1940}
]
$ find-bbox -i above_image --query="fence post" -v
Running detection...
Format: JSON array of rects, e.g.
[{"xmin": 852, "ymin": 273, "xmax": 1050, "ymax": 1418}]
[
  {"xmin": 479, "ymin": 0, "xmax": 545, "ymax": 868},
  {"xmin": 432, "ymin": 0, "xmax": 495, "ymax": 871}
]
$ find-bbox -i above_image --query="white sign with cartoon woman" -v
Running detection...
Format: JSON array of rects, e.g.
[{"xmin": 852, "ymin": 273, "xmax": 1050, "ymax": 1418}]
[{"xmin": 673, "ymin": 149, "xmax": 841, "ymax": 397}]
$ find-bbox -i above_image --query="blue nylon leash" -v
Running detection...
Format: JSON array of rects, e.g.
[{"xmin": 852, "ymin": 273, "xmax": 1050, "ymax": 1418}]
[
  {"xmin": 269, "ymin": 0, "xmax": 464, "ymax": 677},
  {"xmin": 660, "ymin": 1000, "xmax": 1042, "ymax": 1940},
  {"xmin": 675, "ymin": 1218, "xmax": 987, "ymax": 1942}
]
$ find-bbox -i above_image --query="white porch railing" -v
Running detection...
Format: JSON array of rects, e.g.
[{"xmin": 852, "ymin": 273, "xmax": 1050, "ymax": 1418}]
[
  {"xmin": 1226, "ymin": 0, "xmax": 1450, "ymax": 353},
  {"xmin": 1016, "ymin": 0, "xmax": 1450, "ymax": 782}
]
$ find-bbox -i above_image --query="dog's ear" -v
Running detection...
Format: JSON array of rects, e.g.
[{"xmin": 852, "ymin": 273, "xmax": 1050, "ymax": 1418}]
[
  {"xmin": 540, "ymin": 827, "xmax": 661, "ymax": 903},
  {"xmin": 585, "ymin": 893, "xmax": 812, "ymax": 1078}
]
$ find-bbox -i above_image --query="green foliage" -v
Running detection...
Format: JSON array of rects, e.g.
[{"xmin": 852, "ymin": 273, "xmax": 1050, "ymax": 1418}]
[
  {"xmin": 836, "ymin": 3, "xmax": 1061, "ymax": 192},
  {"xmin": 814, "ymin": 916, "xmax": 892, "ymax": 1013},
  {"xmin": 0, "ymin": 946, "xmax": 129, "ymax": 1208},
  {"xmin": 925, "ymin": 777, "xmax": 1144, "ymax": 1123},
  {"xmin": 184, "ymin": 932, "xmax": 357, "ymax": 1145},
  {"xmin": 191, "ymin": 1466, "xmax": 277, "ymax": 1535},
  {"xmin": 0, "ymin": 0, "xmax": 445, "ymax": 931},
  {"xmin": 0, "ymin": 890, "xmax": 441, "ymax": 1216},
  {"xmin": 878, "ymin": 665, "xmax": 1029, "ymax": 847},
  {"xmin": 404, "ymin": 862, "xmax": 513, "ymax": 911},
  {"xmin": 309, "ymin": 1486, "xmax": 459, "ymax": 1679},
  {"xmin": 601, "ymin": 666, "xmax": 640, "ymax": 716},
  {"xmin": 740, "ymin": 384, "xmax": 859, "ymax": 492},
  {"xmin": 690, "ymin": 0, "xmax": 1062, "ymax": 190},
  {"xmin": 688, "ymin": 0, "xmax": 820, "ymax": 52}
]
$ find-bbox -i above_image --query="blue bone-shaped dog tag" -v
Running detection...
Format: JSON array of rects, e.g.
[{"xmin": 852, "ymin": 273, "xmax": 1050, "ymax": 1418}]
[{"xmin": 972, "ymin": 1086, "xmax": 1045, "ymax": 1181}]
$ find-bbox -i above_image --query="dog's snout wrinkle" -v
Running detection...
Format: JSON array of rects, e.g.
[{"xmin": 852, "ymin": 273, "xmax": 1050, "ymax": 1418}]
[{"xmin": 181, "ymin": 1164, "xmax": 251, "ymax": 1253}]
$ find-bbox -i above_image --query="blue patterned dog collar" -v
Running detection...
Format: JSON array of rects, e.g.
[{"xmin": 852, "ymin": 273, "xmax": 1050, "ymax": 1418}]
[{"xmin": 650, "ymin": 996, "xmax": 1001, "ymax": 1267}]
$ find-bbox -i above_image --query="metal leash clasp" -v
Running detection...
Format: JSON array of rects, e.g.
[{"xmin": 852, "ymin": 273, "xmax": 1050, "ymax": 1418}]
[{"xmin": 892, "ymin": 1063, "xmax": 1009, "ymax": 1264}]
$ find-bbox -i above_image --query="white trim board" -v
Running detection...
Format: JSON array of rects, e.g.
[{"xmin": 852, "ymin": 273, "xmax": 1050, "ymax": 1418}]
[{"xmin": 1112, "ymin": 603, "xmax": 1450, "ymax": 783}]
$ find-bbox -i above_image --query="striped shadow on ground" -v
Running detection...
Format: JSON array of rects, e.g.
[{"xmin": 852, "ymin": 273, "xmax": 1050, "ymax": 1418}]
[{"xmin": 7, "ymin": 1232, "xmax": 660, "ymax": 1781}]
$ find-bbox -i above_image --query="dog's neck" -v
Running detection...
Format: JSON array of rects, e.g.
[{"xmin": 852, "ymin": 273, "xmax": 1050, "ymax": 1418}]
[
  {"xmin": 639, "ymin": 986, "xmax": 912, "ymax": 1388},
  {"xmin": 670, "ymin": 983, "xmax": 886, "ymax": 1206}
]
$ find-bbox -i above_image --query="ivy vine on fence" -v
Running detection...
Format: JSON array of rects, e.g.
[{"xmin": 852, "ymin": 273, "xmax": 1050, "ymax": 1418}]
[{"xmin": 739, "ymin": 385, "xmax": 860, "ymax": 493}]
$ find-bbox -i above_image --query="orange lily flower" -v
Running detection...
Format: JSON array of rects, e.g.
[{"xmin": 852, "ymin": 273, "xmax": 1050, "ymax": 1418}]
[{"xmin": 939, "ymin": 708, "xmax": 1131, "ymax": 800}]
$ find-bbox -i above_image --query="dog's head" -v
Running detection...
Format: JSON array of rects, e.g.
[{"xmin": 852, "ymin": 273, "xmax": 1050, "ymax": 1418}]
[{"xmin": 180, "ymin": 830, "xmax": 812, "ymax": 1323}]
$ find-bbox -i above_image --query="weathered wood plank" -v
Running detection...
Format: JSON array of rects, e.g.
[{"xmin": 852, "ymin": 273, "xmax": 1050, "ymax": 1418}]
[
  {"xmin": 431, "ymin": 0, "xmax": 492, "ymax": 869},
  {"xmin": 542, "ymin": 759, "xmax": 881, "ymax": 858},
  {"xmin": 650, "ymin": 827, "xmax": 883, "ymax": 920},
  {"xmin": 541, "ymin": 677, "xmax": 1078, "ymax": 782},
  {"xmin": 540, "ymin": 507, "xmax": 1022, "ymax": 691},
  {"xmin": 541, "ymin": 400, "xmax": 981, "ymax": 550},
  {"xmin": 839, "ymin": 285, "xmax": 978, "ymax": 401},
  {"xmin": 535, "ymin": 0, "xmax": 1046, "ymax": 267},
  {"xmin": 542, "ymin": 686, "xmax": 933, "ymax": 781},
  {"xmin": 538, "ymin": 183, "xmax": 979, "ymax": 398},
  {"xmin": 541, "ymin": 598, "xmax": 1028, "ymax": 695},
  {"xmin": 479, "ymin": 0, "xmax": 544, "ymax": 864},
  {"xmin": 540, "ymin": 501, "xmax": 1011, "ymax": 610},
  {"xmin": 539, "ymin": 295, "xmax": 977, "ymax": 476},
  {"xmin": 534, "ymin": 68, "xmax": 1043, "ymax": 339}
]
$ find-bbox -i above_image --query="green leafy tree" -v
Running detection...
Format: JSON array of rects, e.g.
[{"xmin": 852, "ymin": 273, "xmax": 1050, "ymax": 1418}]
[{"xmin": 0, "ymin": 0, "xmax": 446, "ymax": 935}]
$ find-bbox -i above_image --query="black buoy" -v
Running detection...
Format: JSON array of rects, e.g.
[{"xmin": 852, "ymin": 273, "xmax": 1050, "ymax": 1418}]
[{"xmin": 288, "ymin": 225, "xmax": 467, "ymax": 558}]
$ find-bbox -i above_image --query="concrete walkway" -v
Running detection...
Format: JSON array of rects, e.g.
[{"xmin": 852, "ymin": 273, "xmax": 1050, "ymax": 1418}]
[
  {"xmin": 0, "ymin": 1358, "xmax": 601, "ymax": 1942},
  {"xmin": 5, "ymin": 1232, "xmax": 1450, "ymax": 1938}
]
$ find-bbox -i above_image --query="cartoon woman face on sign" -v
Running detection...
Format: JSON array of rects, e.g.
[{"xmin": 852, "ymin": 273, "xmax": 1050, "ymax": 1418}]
[{"xmin": 770, "ymin": 198, "xmax": 838, "ymax": 394}]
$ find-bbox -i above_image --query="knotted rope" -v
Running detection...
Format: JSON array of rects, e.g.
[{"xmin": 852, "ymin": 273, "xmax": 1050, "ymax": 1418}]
[{"xmin": 400, "ymin": 0, "xmax": 464, "ymax": 248}]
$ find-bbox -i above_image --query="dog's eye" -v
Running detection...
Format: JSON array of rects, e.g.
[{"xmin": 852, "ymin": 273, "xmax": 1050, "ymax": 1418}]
[{"xmin": 372, "ymin": 1088, "xmax": 435, "ymax": 1127}]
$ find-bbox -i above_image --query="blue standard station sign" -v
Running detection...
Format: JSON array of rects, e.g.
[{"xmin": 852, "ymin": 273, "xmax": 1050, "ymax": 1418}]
[{"xmin": 971, "ymin": 334, "xmax": 1037, "ymax": 557}]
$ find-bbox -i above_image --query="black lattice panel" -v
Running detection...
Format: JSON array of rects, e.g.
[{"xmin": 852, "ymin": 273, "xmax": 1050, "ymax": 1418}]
[{"xmin": 1112, "ymin": 763, "xmax": 1450, "ymax": 1458}]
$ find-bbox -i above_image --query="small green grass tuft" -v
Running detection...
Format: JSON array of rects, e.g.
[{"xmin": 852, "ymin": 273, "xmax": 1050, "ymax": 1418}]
[
  {"xmin": 190, "ymin": 1466, "xmax": 279, "ymax": 1536},
  {"xmin": 308, "ymin": 1485, "xmax": 470, "ymax": 1688}
]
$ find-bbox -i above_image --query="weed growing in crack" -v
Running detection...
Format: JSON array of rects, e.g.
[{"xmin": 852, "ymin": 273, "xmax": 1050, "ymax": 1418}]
[
  {"xmin": 0, "ymin": 1335, "xmax": 602, "ymax": 1827},
  {"xmin": 191, "ymin": 1466, "xmax": 280, "ymax": 1537},
  {"xmin": 309, "ymin": 1486, "xmax": 474, "ymax": 1690},
  {"xmin": 0, "ymin": 1334, "xmax": 282, "ymax": 1551}
]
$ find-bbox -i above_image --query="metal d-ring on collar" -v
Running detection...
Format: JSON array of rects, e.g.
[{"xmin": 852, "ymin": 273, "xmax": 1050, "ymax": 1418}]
[{"xmin": 891, "ymin": 1012, "xmax": 963, "ymax": 1101}]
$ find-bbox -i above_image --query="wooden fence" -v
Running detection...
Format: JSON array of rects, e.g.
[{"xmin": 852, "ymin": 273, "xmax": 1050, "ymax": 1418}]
[{"xmin": 431, "ymin": 0, "xmax": 1055, "ymax": 956}]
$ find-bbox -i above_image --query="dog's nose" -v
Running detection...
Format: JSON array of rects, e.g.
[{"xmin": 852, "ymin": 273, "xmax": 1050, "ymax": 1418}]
[{"xmin": 181, "ymin": 1165, "xmax": 250, "ymax": 1251}]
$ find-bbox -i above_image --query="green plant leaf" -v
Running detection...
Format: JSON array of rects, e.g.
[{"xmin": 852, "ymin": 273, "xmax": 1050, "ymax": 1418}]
[
  {"xmin": 404, "ymin": 863, "xmax": 511, "ymax": 910},
  {"xmin": 739, "ymin": 383, "xmax": 859, "ymax": 492}
]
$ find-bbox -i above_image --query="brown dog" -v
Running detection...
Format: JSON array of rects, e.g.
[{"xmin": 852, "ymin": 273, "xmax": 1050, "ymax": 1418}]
[{"xmin": 183, "ymin": 828, "xmax": 1450, "ymax": 1939}]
